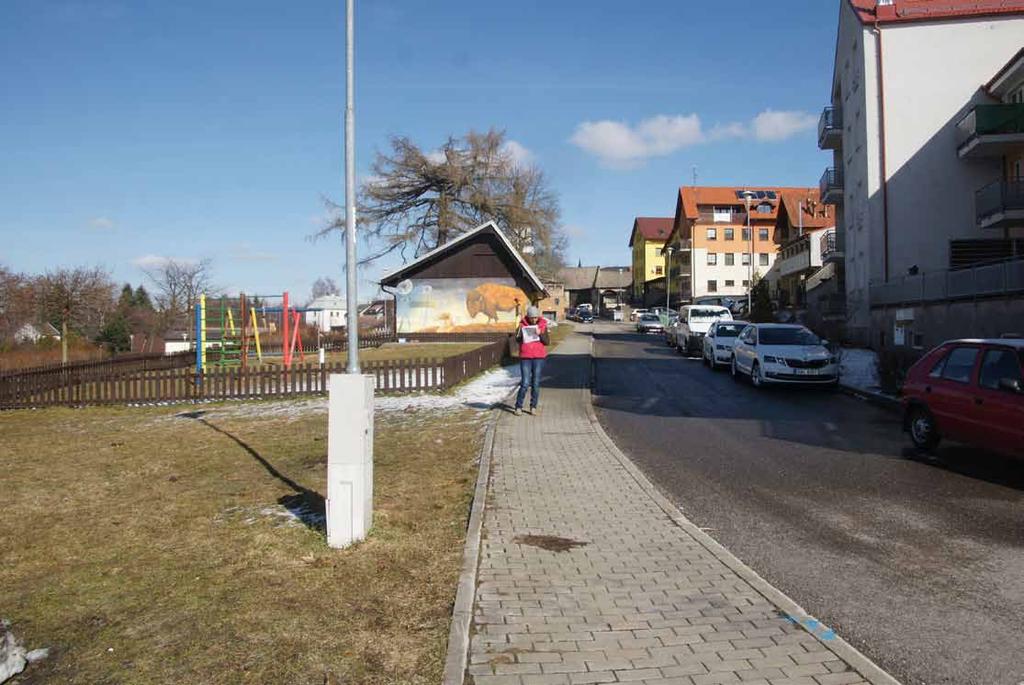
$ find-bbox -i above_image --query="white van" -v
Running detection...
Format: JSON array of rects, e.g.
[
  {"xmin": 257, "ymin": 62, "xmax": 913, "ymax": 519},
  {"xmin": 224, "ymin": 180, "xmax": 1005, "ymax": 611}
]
[{"xmin": 674, "ymin": 305, "xmax": 733, "ymax": 356}]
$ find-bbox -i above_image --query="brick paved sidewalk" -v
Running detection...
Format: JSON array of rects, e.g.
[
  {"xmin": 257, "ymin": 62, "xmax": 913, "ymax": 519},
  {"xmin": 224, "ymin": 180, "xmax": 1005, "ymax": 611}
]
[{"xmin": 460, "ymin": 331, "xmax": 897, "ymax": 685}]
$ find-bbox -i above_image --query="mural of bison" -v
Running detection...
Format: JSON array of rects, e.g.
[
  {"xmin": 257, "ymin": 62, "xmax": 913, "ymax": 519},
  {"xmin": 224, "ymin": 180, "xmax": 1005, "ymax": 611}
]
[{"xmin": 465, "ymin": 283, "xmax": 528, "ymax": 323}]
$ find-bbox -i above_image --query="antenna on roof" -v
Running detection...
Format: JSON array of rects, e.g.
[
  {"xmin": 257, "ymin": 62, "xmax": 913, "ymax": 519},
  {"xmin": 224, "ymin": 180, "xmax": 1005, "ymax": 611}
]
[{"xmin": 692, "ymin": 165, "xmax": 698, "ymax": 186}]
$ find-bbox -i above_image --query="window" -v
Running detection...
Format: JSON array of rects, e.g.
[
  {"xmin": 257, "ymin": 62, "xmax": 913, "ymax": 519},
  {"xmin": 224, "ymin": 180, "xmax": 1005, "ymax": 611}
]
[
  {"xmin": 707, "ymin": 280, "xmax": 718, "ymax": 292},
  {"xmin": 742, "ymin": 280, "xmax": 750, "ymax": 287},
  {"xmin": 724, "ymin": 228, "xmax": 735, "ymax": 240},
  {"xmin": 756, "ymin": 203, "xmax": 772, "ymax": 214},
  {"xmin": 706, "ymin": 228, "xmax": 717, "ymax": 240},
  {"xmin": 725, "ymin": 280, "xmax": 735, "ymax": 287},
  {"xmin": 713, "ymin": 206, "xmax": 732, "ymax": 222},
  {"xmin": 707, "ymin": 253, "xmax": 717, "ymax": 265},
  {"xmin": 741, "ymin": 253, "xmax": 751, "ymax": 265},
  {"xmin": 940, "ymin": 347, "xmax": 979, "ymax": 384},
  {"xmin": 742, "ymin": 227, "xmax": 751, "ymax": 241},
  {"xmin": 759, "ymin": 228, "xmax": 769, "ymax": 241},
  {"xmin": 654, "ymin": 265, "xmax": 664, "ymax": 275},
  {"xmin": 759, "ymin": 253, "xmax": 769, "ymax": 266},
  {"xmin": 979, "ymin": 349, "xmax": 1023, "ymax": 390},
  {"xmin": 724, "ymin": 253, "xmax": 735, "ymax": 266}
]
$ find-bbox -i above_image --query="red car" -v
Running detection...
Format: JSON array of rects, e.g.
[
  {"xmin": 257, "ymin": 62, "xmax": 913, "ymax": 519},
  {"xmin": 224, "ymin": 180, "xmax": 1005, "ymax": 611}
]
[{"xmin": 902, "ymin": 339, "xmax": 1024, "ymax": 457}]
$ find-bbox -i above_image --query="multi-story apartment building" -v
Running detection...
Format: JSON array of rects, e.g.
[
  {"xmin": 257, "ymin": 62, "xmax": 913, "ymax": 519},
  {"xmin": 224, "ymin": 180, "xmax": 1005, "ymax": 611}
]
[
  {"xmin": 772, "ymin": 191, "xmax": 836, "ymax": 308},
  {"xmin": 664, "ymin": 186, "xmax": 817, "ymax": 306},
  {"xmin": 628, "ymin": 217, "xmax": 673, "ymax": 303},
  {"xmin": 821, "ymin": 0, "xmax": 1024, "ymax": 349}
]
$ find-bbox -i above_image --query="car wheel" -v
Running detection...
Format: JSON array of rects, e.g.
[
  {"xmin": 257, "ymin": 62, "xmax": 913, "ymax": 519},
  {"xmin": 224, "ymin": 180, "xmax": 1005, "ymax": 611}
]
[
  {"xmin": 907, "ymin": 406, "xmax": 940, "ymax": 453},
  {"xmin": 751, "ymin": 361, "xmax": 763, "ymax": 388},
  {"xmin": 702, "ymin": 350, "xmax": 710, "ymax": 366},
  {"xmin": 731, "ymin": 357, "xmax": 741, "ymax": 381}
]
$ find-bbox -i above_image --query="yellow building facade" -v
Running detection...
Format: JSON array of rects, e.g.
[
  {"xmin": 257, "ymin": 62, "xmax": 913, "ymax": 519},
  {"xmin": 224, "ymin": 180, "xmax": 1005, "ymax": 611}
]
[{"xmin": 628, "ymin": 217, "xmax": 673, "ymax": 301}]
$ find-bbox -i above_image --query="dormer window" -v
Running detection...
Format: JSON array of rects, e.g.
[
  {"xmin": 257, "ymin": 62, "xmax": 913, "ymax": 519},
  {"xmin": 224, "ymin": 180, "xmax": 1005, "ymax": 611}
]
[{"xmin": 756, "ymin": 203, "xmax": 773, "ymax": 214}]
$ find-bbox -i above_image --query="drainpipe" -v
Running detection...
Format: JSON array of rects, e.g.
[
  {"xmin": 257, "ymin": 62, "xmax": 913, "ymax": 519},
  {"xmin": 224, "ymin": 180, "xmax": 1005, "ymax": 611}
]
[{"xmin": 873, "ymin": 18, "xmax": 891, "ymax": 282}]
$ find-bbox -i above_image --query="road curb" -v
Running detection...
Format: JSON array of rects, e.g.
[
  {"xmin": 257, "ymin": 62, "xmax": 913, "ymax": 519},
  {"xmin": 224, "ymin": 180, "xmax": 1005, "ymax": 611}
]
[
  {"xmin": 839, "ymin": 383, "xmax": 902, "ymax": 413},
  {"xmin": 585, "ymin": 336, "xmax": 903, "ymax": 685},
  {"xmin": 440, "ymin": 404, "xmax": 500, "ymax": 685}
]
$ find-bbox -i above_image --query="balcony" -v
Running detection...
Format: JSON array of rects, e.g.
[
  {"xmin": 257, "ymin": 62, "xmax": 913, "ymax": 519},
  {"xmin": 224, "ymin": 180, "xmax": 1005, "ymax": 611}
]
[
  {"xmin": 956, "ymin": 104, "xmax": 1024, "ymax": 159},
  {"xmin": 818, "ymin": 106, "xmax": 843, "ymax": 150},
  {"xmin": 976, "ymin": 180, "xmax": 1024, "ymax": 229},
  {"xmin": 870, "ymin": 255, "xmax": 1024, "ymax": 306},
  {"xmin": 820, "ymin": 167, "xmax": 843, "ymax": 205},
  {"xmin": 821, "ymin": 229, "xmax": 844, "ymax": 263}
]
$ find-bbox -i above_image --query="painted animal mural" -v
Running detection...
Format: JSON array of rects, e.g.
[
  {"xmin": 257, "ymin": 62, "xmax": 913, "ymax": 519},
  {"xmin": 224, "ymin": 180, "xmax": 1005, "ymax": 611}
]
[{"xmin": 465, "ymin": 283, "xmax": 528, "ymax": 323}]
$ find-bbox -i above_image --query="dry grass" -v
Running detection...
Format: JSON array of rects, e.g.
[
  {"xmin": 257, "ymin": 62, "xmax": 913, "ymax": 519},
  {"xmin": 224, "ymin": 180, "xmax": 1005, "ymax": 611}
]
[
  {"xmin": 0, "ymin": 400, "xmax": 487, "ymax": 684},
  {"xmin": 0, "ymin": 342, "xmax": 106, "ymax": 372}
]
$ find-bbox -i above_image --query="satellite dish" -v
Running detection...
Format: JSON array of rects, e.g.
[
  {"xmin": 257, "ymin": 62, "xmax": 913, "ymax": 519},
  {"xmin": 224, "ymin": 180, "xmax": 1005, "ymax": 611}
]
[{"xmin": 396, "ymin": 279, "xmax": 414, "ymax": 296}]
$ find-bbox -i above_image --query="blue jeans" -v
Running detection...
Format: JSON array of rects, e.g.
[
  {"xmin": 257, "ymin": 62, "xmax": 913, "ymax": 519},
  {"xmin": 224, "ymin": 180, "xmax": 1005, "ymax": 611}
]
[{"xmin": 515, "ymin": 358, "xmax": 545, "ymax": 409}]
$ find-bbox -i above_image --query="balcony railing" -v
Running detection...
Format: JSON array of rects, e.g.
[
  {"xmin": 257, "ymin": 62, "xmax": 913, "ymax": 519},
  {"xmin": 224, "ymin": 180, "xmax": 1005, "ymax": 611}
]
[
  {"xmin": 976, "ymin": 180, "xmax": 1024, "ymax": 227},
  {"xmin": 818, "ymin": 107, "xmax": 843, "ymax": 149},
  {"xmin": 870, "ymin": 255, "xmax": 1024, "ymax": 306},
  {"xmin": 820, "ymin": 229, "xmax": 844, "ymax": 261},
  {"xmin": 820, "ymin": 167, "xmax": 843, "ymax": 204},
  {"xmin": 956, "ymin": 103, "xmax": 1024, "ymax": 157},
  {"xmin": 698, "ymin": 212, "xmax": 748, "ymax": 225}
]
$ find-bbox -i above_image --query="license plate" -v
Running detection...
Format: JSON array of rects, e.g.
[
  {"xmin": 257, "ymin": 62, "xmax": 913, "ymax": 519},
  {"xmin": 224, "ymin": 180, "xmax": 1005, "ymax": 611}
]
[{"xmin": 796, "ymin": 369, "xmax": 816, "ymax": 376}]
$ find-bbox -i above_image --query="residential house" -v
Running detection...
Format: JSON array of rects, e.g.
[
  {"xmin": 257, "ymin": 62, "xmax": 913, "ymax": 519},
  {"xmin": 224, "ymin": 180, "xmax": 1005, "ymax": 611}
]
[
  {"xmin": 13, "ymin": 322, "xmax": 60, "ymax": 344},
  {"xmin": 821, "ymin": 0, "xmax": 1024, "ymax": 350},
  {"xmin": 663, "ymin": 186, "xmax": 805, "ymax": 306},
  {"xmin": 536, "ymin": 281, "xmax": 568, "ymax": 321},
  {"xmin": 628, "ymin": 217, "xmax": 673, "ymax": 303},
  {"xmin": 558, "ymin": 266, "xmax": 632, "ymax": 314},
  {"xmin": 305, "ymin": 295, "xmax": 347, "ymax": 333},
  {"xmin": 771, "ymin": 190, "xmax": 836, "ymax": 309}
]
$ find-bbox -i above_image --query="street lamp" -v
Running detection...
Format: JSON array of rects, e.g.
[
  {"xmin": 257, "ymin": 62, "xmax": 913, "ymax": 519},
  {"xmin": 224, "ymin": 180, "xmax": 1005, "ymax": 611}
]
[
  {"xmin": 664, "ymin": 245, "xmax": 674, "ymax": 314},
  {"xmin": 741, "ymin": 190, "xmax": 756, "ymax": 313}
]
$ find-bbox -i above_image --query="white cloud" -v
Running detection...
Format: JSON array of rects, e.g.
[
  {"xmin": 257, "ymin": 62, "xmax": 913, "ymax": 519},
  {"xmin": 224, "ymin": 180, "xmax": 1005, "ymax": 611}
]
[
  {"xmin": 750, "ymin": 109, "xmax": 817, "ymax": 142},
  {"xmin": 570, "ymin": 108, "xmax": 817, "ymax": 168},
  {"xmin": 88, "ymin": 216, "xmax": 115, "ymax": 231},
  {"xmin": 569, "ymin": 114, "xmax": 703, "ymax": 168},
  {"xmin": 425, "ymin": 149, "xmax": 448, "ymax": 164},
  {"xmin": 501, "ymin": 140, "xmax": 534, "ymax": 166},
  {"xmin": 132, "ymin": 254, "xmax": 197, "ymax": 269}
]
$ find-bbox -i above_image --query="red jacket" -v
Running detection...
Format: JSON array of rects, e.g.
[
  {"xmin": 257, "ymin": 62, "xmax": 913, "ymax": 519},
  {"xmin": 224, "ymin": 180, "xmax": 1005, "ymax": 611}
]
[{"xmin": 517, "ymin": 317, "xmax": 548, "ymax": 359}]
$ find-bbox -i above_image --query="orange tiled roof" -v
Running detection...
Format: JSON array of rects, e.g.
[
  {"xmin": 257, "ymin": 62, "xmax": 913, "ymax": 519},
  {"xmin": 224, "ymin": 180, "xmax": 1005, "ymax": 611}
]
[
  {"xmin": 675, "ymin": 186, "xmax": 820, "ymax": 222},
  {"xmin": 778, "ymin": 189, "xmax": 834, "ymax": 230},
  {"xmin": 628, "ymin": 217, "xmax": 674, "ymax": 246},
  {"xmin": 849, "ymin": 0, "xmax": 1024, "ymax": 25}
]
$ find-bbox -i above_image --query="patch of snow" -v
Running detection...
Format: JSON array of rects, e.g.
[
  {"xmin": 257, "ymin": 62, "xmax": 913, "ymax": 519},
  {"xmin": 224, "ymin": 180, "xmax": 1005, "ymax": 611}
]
[
  {"xmin": 185, "ymin": 365, "xmax": 521, "ymax": 422},
  {"xmin": 1, "ymin": 619, "xmax": 47, "ymax": 684},
  {"xmin": 840, "ymin": 348, "xmax": 881, "ymax": 392}
]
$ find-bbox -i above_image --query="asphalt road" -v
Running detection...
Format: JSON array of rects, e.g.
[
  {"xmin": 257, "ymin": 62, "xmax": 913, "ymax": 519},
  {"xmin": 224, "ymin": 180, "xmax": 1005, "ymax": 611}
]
[{"xmin": 587, "ymin": 321, "xmax": 1024, "ymax": 685}]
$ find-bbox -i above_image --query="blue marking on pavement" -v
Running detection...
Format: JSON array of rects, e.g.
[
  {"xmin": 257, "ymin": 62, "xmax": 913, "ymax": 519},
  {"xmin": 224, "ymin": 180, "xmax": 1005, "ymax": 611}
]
[{"xmin": 781, "ymin": 613, "xmax": 836, "ymax": 641}]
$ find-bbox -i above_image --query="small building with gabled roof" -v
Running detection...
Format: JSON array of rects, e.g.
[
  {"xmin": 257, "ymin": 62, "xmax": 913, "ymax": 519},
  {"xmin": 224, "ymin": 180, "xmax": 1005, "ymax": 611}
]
[{"xmin": 378, "ymin": 221, "xmax": 548, "ymax": 335}]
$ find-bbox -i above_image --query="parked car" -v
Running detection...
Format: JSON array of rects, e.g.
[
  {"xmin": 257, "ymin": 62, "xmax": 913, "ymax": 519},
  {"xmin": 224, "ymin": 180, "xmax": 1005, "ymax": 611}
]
[
  {"xmin": 636, "ymin": 313, "xmax": 663, "ymax": 334},
  {"xmin": 901, "ymin": 338, "xmax": 1024, "ymax": 457},
  {"xmin": 577, "ymin": 309, "xmax": 594, "ymax": 323},
  {"xmin": 629, "ymin": 308, "xmax": 649, "ymax": 322},
  {"xmin": 662, "ymin": 314, "xmax": 681, "ymax": 346},
  {"xmin": 693, "ymin": 295, "xmax": 743, "ymax": 316},
  {"xmin": 731, "ymin": 323, "xmax": 838, "ymax": 387},
  {"xmin": 702, "ymin": 320, "xmax": 749, "ymax": 369},
  {"xmin": 566, "ymin": 307, "xmax": 578, "ymax": 321},
  {"xmin": 674, "ymin": 305, "xmax": 733, "ymax": 356}
]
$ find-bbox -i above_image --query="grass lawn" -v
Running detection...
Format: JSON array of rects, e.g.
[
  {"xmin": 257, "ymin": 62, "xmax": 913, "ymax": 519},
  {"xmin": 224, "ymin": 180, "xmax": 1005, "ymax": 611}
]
[{"xmin": 0, "ymin": 401, "xmax": 487, "ymax": 684}]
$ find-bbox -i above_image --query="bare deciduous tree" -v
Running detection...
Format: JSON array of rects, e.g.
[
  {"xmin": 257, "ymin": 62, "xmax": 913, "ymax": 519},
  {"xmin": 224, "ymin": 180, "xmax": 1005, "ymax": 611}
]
[
  {"xmin": 0, "ymin": 264, "xmax": 37, "ymax": 344},
  {"xmin": 319, "ymin": 129, "xmax": 565, "ymax": 274},
  {"xmin": 143, "ymin": 258, "xmax": 214, "ymax": 318},
  {"xmin": 309, "ymin": 276, "xmax": 340, "ymax": 303},
  {"xmin": 37, "ymin": 266, "xmax": 117, "ymax": 362}
]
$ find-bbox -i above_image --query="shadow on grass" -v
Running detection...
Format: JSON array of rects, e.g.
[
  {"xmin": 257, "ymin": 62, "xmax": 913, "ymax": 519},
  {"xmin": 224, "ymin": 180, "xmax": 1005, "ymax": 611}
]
[{"xmin": 178, "ymin": 411, "xmax": 326, "ymax": 534}]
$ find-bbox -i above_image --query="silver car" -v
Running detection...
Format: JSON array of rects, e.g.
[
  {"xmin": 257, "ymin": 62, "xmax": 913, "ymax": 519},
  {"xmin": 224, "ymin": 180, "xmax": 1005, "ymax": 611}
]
[{"xmin": 636, "ymin": 313, "xmax": 663, "ymax": 335}]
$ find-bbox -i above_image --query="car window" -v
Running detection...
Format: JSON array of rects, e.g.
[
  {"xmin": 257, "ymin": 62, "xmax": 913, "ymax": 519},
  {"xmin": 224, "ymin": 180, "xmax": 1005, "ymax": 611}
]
[
  {"xmin": 758, "ymin": 327, "xmax": 820, "ymax": 346},
  {"xmin": 928, "ymin": 350, "xmax": 949, "ymax": 378},
  {"xmin": 940, "ymin": 347, "xmax": 979, "ymax": 384},
  {"xmin": 978, "ymin": 348, "xmax": 1023, "ymax": 390},
  {"xmin": 715, "ymin": 323, "xmax": 745, "ymax": 337}
]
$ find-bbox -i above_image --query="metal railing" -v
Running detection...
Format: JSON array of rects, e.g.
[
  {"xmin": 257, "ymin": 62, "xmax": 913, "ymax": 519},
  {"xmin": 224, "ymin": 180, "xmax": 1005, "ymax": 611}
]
[
  {"xmin": 976, "ymin": 179, "xmax": 1024, "ymax": 223},
  {"xmin": 869, "ymin": 255, "xmax": 1024, "ymax": 306},
  {"xmin": 956, "ymin": 103, "xmax": 1024, "ymax": 148},
  {"xmin": 820, "ymin": 167, "xmax": 843, "ymax": 200},
  {"xmin": 820, "ymin": 229, "xmax": 843, "ymax": 258},
  {"xmin": 818, "ymin": 106, "xmax": 842, "ymax": 145}
]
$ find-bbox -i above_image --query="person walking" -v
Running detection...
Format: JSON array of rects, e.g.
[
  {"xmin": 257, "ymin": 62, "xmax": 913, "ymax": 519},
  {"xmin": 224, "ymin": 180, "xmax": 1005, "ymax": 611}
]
[{"xmin": 514, "ymin": 306, "xmax": 549, "ymax": 416}]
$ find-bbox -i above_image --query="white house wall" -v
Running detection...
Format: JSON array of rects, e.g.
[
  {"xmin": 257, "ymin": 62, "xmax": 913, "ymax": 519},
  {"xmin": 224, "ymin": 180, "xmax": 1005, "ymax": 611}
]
[
  {"xmin": 691, "ymin": 248, "xmax": 773, "ymax": 299},
  {"xmin": 881, "ymin": 16, "xmax": 1024, "ymax": 278}
]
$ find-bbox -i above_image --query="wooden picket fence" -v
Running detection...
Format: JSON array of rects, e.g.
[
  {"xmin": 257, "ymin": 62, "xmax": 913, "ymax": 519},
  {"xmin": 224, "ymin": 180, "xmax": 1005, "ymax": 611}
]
[{"xmin": 0, "ymin": 338, "xmax": 510, "ymax": 410}]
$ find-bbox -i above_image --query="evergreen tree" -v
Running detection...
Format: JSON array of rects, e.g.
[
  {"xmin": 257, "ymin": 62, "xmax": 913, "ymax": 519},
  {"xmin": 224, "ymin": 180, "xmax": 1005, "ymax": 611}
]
[
  {"xmin": 749, "ymin": 278, "xmax": 774, "ymax": 323},
  {"xmin": 96, "ymin": 315, "xmax": 131, "ymax": 352},
  {"xmin": 117, "ymin": 283, "xmax": 134, "ymax": 310},
  {"xmin": 132, "ymin": 285, "xmax": 154, "ymax": 310}
]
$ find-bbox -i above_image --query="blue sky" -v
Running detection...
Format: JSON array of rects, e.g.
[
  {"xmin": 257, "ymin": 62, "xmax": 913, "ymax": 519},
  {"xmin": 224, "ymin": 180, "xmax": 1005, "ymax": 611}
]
[{"xmin": 0, "ymin": 0, "xmax": 838, "ymax": 302}]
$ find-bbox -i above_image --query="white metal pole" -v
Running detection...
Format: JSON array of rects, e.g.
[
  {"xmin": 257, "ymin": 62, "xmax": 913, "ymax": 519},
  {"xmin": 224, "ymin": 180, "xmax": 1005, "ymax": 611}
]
[
  {"xmin": 665, "ymin": 247, "xmax": 673, "ymax": 313},
  {"xmin": 745, "ymin": 196, "xmax": 753, "ymax": 313},
  {"xmin": 344, "ymin": 0, "xmax": 359, "ymax": 373}
]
